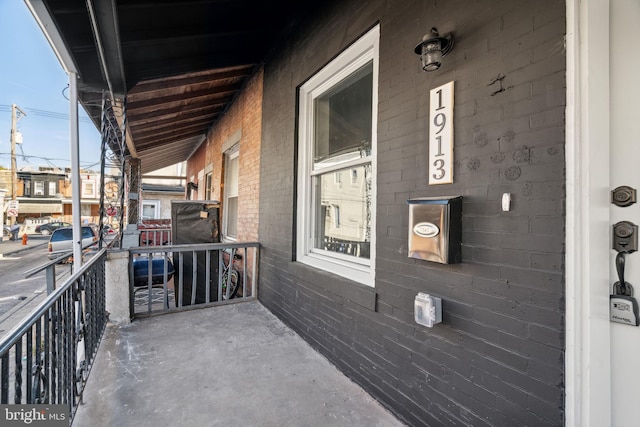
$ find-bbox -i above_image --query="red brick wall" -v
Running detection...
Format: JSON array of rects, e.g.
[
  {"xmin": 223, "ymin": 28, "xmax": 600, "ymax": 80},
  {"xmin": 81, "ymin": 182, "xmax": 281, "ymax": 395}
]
[
  {"xmin": 185, "ymin": 141, "xmax": 207, "ymax": 200},
  {"xmin": 202, "ymin": 67, "xmax": 263, "ymax": 242}
]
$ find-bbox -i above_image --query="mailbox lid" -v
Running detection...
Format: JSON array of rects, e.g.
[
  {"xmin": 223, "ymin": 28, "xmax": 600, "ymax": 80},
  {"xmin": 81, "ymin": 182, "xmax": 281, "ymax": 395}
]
[{"xmin": 407, "ymin": 196, "xmax": 462, "ymax": 205}]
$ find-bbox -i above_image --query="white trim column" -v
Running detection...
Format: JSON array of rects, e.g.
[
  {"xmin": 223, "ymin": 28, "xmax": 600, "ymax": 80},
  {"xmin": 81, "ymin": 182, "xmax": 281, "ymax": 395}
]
[
  {"xmin": 69, "ymin": 72, "xmax": 83, "ymax": 271},
  {"xmin": 565, "ymin": 0, "xmax": 611, "ymax": 425}
]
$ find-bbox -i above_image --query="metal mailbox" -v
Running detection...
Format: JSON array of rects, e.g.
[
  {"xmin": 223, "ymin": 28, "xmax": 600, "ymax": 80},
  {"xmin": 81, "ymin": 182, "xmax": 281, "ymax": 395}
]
[{"xmin": 407, "ymin": 196, "xmax": 462, "ymax": 264}]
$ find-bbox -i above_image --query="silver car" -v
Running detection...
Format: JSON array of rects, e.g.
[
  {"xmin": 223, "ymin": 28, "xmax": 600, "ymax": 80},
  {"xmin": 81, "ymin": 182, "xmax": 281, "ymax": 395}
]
[{"xmin": 47, "ymin": 226, "xmax": 98, "ymax": 260}]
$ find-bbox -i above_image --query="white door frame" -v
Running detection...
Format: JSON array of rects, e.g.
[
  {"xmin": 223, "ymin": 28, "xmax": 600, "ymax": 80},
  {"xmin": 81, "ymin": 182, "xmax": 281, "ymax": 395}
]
[{"xmin": 565, "ymin": 0, "xmax": 612, "ymax": 425}]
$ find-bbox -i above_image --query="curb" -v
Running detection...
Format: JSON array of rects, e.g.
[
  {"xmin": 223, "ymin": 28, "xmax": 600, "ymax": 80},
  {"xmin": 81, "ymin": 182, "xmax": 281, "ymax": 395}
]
[{"xmin": 0, "ymin": 242, "xmax": 48, "ymax": 258}]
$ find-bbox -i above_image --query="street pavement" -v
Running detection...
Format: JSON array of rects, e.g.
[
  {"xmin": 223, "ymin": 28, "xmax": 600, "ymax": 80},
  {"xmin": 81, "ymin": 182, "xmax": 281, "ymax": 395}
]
[
  {"xmin": 0, "ymin": 235, "xmax": 51, "ymax": 337},
  {"xmin": 0, "ymin": 235, "xmax": 49, "ymax": 257}
]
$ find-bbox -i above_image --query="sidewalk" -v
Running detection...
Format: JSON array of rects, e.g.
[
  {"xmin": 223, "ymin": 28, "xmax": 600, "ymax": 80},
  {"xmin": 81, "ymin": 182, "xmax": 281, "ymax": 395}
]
[{"xmin": 0, "ymin": 235, "xmax": 48, "ymax": 257}]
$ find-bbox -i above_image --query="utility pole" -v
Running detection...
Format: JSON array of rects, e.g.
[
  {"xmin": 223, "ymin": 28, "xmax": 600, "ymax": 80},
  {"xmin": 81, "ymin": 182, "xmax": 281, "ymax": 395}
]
[{"xmin": 10, "ymin": 104, "xmax": 26, "ymax": 225}]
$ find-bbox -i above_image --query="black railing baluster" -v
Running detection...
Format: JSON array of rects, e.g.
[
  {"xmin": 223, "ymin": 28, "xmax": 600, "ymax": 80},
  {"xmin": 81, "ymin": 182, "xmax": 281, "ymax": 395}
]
[
  {"xmin": 14, "ymin": 339, "xmax": 22, "ymax": 403},
  {"xmin": 63, "ymin": 289, "xmax": 70, "ymax": 406},
  {"xmin": 34, "ymin": 321, "xmax": 42, "ymax": 403},
  {"xmin": 44, "ymin": 308, "xmax": 50, "ymax": 404},
  {"xmin": 51, "ymin": 301, "xmax": 58, "ymax": 404},
  {"xmin": 205, "ymin": 250, "xmax": 211, "ymax": 303},
  {"xmin": 178, "ymin": 252, "xmax": 184, "ymax": 308},
  {"xmin": 1, "ymin": 354, "xmax": 9, "ymax": 403},
  {"xmin": 191, "ymin": 250, "xmax": 197, "ymax": 306},
  {"xmin": 26, "ymin": 327, "xmax": 33, "ymax": 403}
]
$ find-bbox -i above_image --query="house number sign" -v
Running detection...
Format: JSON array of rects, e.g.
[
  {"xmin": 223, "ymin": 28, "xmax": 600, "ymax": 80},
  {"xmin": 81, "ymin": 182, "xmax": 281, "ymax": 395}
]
[{"xmin": 429, "ymin": 81, "xmax": 454, "ymax": 185}]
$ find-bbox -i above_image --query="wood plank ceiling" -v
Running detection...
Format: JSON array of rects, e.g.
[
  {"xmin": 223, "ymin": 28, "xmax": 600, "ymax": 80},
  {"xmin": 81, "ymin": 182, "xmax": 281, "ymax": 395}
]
[{"xmin": 33, "ymin": 0, "xmax": 300, "ymax": 174}]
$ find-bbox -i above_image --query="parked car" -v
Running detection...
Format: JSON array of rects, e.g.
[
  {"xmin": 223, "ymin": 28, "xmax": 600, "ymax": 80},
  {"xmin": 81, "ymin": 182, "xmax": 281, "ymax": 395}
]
[
  {"xmin": 36, "ymin": 221, "xmax": 72, "ymax": 236},
  {"xmin": 88, "ymin": 223, "xmax": 115, "ymax": 236},
  {"xmin": 102, "ymin": 224, "xmax": 116, "ymax": 235},
  {"xmin": 47, "ymin": 226, "xmax": 98, "ymax": 260}
]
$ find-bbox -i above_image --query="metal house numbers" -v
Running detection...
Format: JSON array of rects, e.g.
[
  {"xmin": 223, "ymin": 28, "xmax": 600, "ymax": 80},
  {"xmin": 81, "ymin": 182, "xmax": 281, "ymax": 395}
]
[{"xmin": 429, "ymin": 81, "xmax": 454, "ymax": 185}]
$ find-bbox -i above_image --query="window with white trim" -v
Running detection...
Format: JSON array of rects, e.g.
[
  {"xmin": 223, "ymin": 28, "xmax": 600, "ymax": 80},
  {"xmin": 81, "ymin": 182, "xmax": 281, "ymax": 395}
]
[
  {"xmin": 205, "ymin": 172, "xmax": 213, "ymax": 200},
  {"xmin": 48, "ymin": 182, "xmax": 56, "ymax": 196},
  {"xmin": 224, "ymin": 146, "xmax": 239, "ymax": 240},
  {"xmin": 82, "ymin": 181, "xmax": 95, "ymax": 198},
  {"xmin": 34, "ymin": 181, "xmax": 44, "ymax": 196},
  {"xmin": 141, "ymin": 200, "xmax": 160, "ymax": 220},
  {"xmin": 296, "ymin": 25, "xmax": 378, "ymax": 287}
]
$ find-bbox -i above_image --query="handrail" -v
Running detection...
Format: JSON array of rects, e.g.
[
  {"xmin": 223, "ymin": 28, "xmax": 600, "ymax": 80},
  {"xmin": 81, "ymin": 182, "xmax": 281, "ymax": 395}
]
[
  {"xmin": 0, "ymin": 248, "xmax": 108, "ymax": 421},
  {"xmin": 22, "ymin": 241, "xmax": 101, "ymax": 295},
  {"xmin": 0, "ymin": 248, "xmax": 107, "ymax": 354}
]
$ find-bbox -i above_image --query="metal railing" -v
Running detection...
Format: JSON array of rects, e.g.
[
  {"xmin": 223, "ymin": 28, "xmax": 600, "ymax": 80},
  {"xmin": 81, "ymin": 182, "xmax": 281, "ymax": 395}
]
[
  {"xmin": 0, "ymin": 249, "xmax": 108, "ymax": 423},
  {"xmin": 23, "ymin": 254, "xmax": 74, "ymax": 295},
  {"xmin": 130, "ymin": 242, "xmax": 259, "ymax": 317}
]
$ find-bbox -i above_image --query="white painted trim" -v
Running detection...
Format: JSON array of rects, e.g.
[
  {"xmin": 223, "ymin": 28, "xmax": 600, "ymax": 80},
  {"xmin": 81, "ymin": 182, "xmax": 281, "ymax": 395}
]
[
  {"xmin": 296, "ymin": 25, "xmax": 379, "ymax": 287},
  {"xmin": 141, "ymin": 200, "xmax": 160, "ymax": 220},
  {"xmin": 565, "ymin": 0, "xmax": 611, "ymax": 426},
  {"xmin": 222, "ymin": 129, "xmax": 242, "ymax": 153},
  {"xmin": 24, "ymin": 0, "xmax": 78, "ymax": 74},
  {"xmin": 223, "ymin": 145, "xmax": 240, "ymax": 240}
]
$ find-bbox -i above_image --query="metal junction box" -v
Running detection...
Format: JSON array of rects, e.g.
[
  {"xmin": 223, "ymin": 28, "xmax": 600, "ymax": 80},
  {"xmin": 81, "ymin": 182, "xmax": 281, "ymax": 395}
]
[{"xmin": 407, "ymin": 196, "xmax": 462, "ymax": 264}]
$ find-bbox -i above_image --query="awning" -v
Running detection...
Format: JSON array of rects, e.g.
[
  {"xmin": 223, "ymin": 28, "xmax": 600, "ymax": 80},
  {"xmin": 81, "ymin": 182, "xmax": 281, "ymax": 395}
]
[{"xmin": 16, "ymin": 202, "xmax": 63, "ymax": 214}]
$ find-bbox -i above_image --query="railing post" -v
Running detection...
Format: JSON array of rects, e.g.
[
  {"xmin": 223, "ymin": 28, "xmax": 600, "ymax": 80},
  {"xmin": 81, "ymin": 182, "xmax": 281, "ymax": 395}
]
[{"xmin": 46, "ymin": 264, "xmax": 56, "ymax": 295}]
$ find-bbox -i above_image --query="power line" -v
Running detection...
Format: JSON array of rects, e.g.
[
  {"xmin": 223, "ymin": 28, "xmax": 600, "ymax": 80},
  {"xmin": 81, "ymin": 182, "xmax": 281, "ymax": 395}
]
[
  {"xmin": 0, "ymin": 152, "xmax": 99, "ymax": 169},
  {"xmin": 0, "ymin": 104, "xmax": 93, "ymax": 124}
]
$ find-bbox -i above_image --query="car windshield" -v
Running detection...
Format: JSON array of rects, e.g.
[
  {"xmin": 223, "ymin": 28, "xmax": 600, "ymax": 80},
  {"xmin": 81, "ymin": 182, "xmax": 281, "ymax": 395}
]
[{"xmin": 51, "ymin": 227, "xmax": 95, "ymax": 241}]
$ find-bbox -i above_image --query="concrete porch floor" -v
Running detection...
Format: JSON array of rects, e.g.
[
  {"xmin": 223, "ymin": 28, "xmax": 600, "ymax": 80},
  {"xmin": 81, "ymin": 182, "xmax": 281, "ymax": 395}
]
[{"xmin": 73, "ymin": 301, "xmax": 405, "ymax": 426}]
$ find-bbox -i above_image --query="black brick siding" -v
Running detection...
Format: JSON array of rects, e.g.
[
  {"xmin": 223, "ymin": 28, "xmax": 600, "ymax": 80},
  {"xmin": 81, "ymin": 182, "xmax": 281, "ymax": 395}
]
[{"xmin": 259, "ymin": 0, "xmax": 566, "ymax": 425}]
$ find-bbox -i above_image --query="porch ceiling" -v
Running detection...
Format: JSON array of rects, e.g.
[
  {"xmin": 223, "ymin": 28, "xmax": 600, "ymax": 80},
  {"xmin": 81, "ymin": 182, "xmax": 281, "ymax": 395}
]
[{"xmin": 27, "ymin": 0, "xmax": 300, "ymax": 174}]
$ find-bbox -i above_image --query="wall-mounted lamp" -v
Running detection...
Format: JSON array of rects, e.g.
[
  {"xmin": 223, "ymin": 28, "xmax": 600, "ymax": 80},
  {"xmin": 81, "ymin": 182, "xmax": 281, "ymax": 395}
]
[{"xmin": 414, "ymin": 28, "xmax": 455, "ymax": 72}]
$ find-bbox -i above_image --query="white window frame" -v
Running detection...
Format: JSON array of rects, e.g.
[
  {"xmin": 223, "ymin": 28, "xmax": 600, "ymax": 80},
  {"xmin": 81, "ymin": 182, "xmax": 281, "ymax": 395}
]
[
  {"xmin": 141, "ymin": 200, "xmax": 160, "ymax": 220},
  {"xmin": 34, "ymin": 181, "xmax": 44, "ymax": 196},
  {"xmin": 82, "ymin": 181, "xmax": 96, "ymax": 198},
  {"xmin": 205, "ymin": 171, "xmax": 213, "ymax": 200},
  {"xmin": 296, "ymin": 25, "xmax": 378, "ymax": 287},
  {"xmin": 223, "ymin": 145, "xmax": 240, "ymax": 241},
  {"xmin": 48, "ymin": 181, "xmax": 56, "ymax": 196}
]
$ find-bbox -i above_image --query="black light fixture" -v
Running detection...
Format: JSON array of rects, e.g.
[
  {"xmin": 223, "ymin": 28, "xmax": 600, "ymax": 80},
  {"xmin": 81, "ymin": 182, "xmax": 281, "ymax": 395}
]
[{"xmin": 414, "ymin": 28, "xmax": 455, "ymax": 72}]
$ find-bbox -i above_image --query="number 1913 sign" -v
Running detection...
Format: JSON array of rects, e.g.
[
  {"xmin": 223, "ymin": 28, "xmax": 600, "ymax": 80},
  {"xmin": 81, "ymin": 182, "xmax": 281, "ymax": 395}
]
[{"xmin": 429, "ymin": 81, "xmax": 454, "ymax": 185}]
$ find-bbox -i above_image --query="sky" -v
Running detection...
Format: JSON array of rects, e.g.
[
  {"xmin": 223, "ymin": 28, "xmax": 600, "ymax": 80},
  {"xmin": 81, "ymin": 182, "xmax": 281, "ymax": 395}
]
[{"xmin": 0, "ymin": 1, "xmax": 102, "ymax": 171}]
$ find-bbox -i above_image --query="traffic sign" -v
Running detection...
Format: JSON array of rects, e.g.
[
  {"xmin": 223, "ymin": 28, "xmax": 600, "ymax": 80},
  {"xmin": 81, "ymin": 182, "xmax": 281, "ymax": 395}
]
[{"xmin": 7, "ymin": 200, "xmax": 19, "ymax": 217}]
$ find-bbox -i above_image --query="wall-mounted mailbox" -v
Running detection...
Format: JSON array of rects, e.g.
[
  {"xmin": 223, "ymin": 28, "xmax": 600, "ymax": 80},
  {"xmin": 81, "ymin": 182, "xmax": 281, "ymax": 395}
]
[{"xmin": 407, "ymin": 196, "xmax": 462, "ymax": 264}]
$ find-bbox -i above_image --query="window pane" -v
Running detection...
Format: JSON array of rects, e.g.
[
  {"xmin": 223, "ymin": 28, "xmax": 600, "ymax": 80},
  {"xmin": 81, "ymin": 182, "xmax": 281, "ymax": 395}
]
[
  {"xmin": 313, "ymin": 164, "xmax": 372, "ymax": 259},
  {"xmin": 34, "ymin": 181, "xmax": 44, "ymax": 195},
  {"xmin": 142, "ymin": 204, "xmax": 156, "ymax": 220},
  {"xmin": 226, "ymin": 155, "xmax": 239, "ymax": 196},
  {"xmin": 313, "ymin": 63, "xmax": 373, "ymax": 168},
  {"xmin": 226, "ymin": 196, "xmax": 238, "ymax": 238}
]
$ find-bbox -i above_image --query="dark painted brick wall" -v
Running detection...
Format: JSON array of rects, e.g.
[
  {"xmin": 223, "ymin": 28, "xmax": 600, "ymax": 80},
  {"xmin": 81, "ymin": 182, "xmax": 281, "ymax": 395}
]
[{"xmin": 259, "ymin": 0, "xmax": 566, "ymax": 425}]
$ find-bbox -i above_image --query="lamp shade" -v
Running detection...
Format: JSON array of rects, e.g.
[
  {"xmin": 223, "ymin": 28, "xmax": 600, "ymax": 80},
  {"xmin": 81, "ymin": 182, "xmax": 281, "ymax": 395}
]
[{"xmin": 414, "ymin": 28, "xmax": 454, "ymax": 72}]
